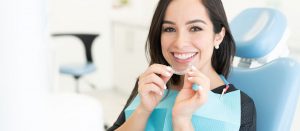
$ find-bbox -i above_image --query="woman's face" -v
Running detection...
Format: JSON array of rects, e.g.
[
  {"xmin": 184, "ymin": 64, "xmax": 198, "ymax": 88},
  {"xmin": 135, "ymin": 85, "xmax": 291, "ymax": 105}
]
[{"xmin": 161, "ymin": 0, "xmax": 224, "ymax": 72}]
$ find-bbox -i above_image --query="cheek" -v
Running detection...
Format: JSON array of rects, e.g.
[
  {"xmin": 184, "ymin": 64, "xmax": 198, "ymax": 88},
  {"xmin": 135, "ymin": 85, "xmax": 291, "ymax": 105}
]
[
  {"xmin": 192, "ymin": 37, "xmax": 214, "ymax": 49},
  {"xmin": 161, "ymin": 36, "xmax": 167, "ymax": 52},
  {"xmin": 192, "ymin": 37, "xmax": 215, "ymax": 68},
  {"xmin": 161, "ymin": 34, "xmax": 176, "ymax": 50},
  {"xmin": 161, "ymin": 35, "xmax": 171, "ymax": 57},
  {"xmin": 192, "ymin": 36, "xmax": 215, "ymax": 62}
]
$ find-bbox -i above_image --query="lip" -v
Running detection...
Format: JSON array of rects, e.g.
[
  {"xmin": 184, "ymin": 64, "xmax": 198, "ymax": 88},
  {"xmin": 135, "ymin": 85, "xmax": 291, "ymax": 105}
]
[{"xmin": 172, "ymin": 52, "xmax": 198, "ymax": 63}]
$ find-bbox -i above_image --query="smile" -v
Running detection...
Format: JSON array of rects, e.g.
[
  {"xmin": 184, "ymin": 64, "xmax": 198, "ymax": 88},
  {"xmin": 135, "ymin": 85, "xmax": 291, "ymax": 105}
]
[{"xmin": 173, "ymin": 52, "xmax": 197, "ymax": 61}]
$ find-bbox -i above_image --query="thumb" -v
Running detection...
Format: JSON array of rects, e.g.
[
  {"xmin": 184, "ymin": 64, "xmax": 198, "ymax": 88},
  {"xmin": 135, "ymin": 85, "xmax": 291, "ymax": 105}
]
[{"xmin": 161, "ymin": 73, "xmax": 173, "ymax": 84}]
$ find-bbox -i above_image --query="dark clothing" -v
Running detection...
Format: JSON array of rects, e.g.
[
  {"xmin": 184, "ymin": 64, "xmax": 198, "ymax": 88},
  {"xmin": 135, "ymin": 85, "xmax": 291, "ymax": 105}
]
[{"xmin": 108, "ymin": 84, "xmax": 256, "ymax": 131}]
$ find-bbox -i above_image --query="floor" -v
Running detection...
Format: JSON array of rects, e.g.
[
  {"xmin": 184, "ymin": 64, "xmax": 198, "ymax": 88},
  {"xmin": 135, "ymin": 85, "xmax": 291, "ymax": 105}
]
[
  {"xmin": 83, "ymin": 88, "xmax": 128, "ymax": 128},
  {"xmin": 55, "ymin": 75, "xmax": 131, "ymax": 128}
]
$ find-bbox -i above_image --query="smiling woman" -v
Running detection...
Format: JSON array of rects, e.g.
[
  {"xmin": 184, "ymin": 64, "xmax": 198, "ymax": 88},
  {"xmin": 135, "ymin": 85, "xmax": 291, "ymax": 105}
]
[{"xmin": 108, "ymin": 0, "xmax": 256, "ymax": 131}]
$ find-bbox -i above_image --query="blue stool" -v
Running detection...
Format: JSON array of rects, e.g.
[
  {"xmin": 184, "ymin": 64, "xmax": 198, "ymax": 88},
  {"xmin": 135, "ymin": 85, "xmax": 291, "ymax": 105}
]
[
  {"xmin": 228, "ymin": 8, "xmax": 300, "ymax": 131},
  {"xmin": 52, "ymin": 34, "xmax": 99, "ymax": 93}
]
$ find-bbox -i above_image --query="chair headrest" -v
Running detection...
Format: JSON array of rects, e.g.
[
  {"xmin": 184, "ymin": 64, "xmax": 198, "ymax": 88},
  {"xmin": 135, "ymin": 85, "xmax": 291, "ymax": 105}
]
[{"xmin": 230, "ymin": 8, "xmax": 287, "ymax": 58}]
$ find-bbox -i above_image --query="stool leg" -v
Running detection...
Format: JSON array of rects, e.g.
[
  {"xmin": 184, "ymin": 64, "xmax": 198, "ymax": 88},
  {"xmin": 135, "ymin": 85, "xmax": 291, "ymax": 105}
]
[{"xmin": 74, "ymin": 76, "xmax": 80, "ymax": 93}]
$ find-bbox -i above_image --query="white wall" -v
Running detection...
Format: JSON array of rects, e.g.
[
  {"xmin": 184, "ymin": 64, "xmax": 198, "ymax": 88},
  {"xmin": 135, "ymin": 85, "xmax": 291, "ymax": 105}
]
[
  {"xmin": 0, "ymin": 0, "xmax": 50, "ymax": 130},
  {"xmin": 281, "ymin": 1, "xmax": 300, "ymax": 61}
]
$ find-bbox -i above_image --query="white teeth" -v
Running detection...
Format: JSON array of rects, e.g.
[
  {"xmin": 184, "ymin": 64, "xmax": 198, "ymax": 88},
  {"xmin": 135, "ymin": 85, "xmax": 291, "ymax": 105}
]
[{"xmin": 174, "ymin": 53, "xmax": 196, "ymax": 60}]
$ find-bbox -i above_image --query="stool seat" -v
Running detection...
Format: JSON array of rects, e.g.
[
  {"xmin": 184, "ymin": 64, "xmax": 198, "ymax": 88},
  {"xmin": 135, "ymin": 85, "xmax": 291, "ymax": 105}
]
[{"xmin": 60, "ymin": 63, "xmax": 96, "ymax": 77}]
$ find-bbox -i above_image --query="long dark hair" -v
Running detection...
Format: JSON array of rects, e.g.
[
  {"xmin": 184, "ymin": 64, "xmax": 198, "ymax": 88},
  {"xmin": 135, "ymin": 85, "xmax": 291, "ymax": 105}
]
[{"xmin": 124, "ymin": 0, "xmax": 235, "ymax": 108}]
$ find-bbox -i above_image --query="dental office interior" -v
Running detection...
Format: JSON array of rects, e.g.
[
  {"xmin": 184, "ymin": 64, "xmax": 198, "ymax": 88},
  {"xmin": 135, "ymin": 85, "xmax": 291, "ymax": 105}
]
[{"xmin": 1, "ymin": 0, "xmax": 300, "ymax": 131}]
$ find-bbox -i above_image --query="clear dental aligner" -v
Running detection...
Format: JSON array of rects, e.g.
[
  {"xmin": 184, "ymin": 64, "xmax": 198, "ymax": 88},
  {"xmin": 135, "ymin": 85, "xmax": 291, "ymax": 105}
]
[
  {"xmin": 171, "ymin": 63, "xmax": 193, "ymax": 75},
  {"xmin": 171, "ymin": 63, "xmax": 202, "ymax": 91}
]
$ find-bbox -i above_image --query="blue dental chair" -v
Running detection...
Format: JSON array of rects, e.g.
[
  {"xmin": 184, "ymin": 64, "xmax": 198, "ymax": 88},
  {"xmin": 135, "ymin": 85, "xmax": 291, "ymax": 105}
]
[{"xmin": 228, "ymin": 8, "xmax": 300, "ymax": 131}]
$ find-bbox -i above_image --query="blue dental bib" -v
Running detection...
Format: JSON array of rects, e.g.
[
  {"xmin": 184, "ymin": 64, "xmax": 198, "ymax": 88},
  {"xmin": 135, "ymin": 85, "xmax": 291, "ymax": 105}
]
[{"xmin": 125, "ymin": 89, "xmax": 241, "ymax": 131}]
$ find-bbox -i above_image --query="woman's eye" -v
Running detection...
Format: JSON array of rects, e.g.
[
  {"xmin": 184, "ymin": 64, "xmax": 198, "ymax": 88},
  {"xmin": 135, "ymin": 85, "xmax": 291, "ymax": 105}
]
[
  {"xmin": 163, "ymin": 27, "xmax": 176, "ymax": 32},
  {"xmin": 190, "ymin": 26, "xmax": 202, "ymax": 32}
]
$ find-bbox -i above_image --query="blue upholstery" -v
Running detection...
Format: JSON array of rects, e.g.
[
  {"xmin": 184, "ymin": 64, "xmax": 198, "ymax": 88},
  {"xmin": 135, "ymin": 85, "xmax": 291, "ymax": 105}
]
[
  {"xmin": 228, "ymin": 8, "xmax": 300, "ymax": 131},
  {"xmin": 230, "ymin": 8, "xmax": 287, "ymax": 58},
  {"xmin": 228, "ymin": 58, "xmax": 300, "ymax": 131},
  {"xmin": 60, "ymin": 63, "xmax": 96, "ymax": 77}
]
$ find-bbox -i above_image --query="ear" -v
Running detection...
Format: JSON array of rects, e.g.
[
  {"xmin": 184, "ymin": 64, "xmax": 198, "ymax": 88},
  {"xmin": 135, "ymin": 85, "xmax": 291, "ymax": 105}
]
[{"xmin": 214, "ymin": 27, "xmax": 226, "ymax": 47}]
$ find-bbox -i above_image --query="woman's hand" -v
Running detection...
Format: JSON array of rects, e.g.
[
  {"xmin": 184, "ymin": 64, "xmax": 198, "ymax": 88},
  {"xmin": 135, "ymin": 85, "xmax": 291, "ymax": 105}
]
[
  {"xmin": 172, "ymin": 66, "xmax": 210, "ymax": 122},
  {"xmin": 137, "ymin": 64, "xmax": 173, "ymax": 113}
]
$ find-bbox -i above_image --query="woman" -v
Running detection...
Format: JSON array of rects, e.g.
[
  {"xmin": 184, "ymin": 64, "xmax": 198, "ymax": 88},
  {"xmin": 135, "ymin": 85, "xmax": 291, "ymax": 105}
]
[{"xmin": 108, "ymin": 0, "xmax": 256, "ymax": 130}]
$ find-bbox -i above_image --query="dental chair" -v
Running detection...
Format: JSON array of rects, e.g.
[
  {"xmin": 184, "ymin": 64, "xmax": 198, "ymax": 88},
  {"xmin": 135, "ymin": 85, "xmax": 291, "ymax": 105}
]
[{"xmin": 228, "ymin": 8, "xmax": 300, "ymax": 131}]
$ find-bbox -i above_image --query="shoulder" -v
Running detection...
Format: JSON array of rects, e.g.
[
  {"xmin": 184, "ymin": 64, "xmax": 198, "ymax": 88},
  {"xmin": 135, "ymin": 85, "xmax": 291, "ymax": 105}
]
[
  {"xmin": 239, "ymin": 90, "xmax": 256, "ymax": 129},
  {"xmin": 227, "ymin": 84, "xmax": 256, "ymax": 130},
  {"xmin": 229, "ymin": 85, "xmax": 255, "ymax": 106},
  {"xmin": 225, "ymin": 84, "xmax": 255, "ymax": 107},
  {"xmin": 226, "ymin": 84, "xmax": 256, "ymax": 115},
  {"xmin": 212, "ymin": 84, "xmax": 255, "ymax": 108}
]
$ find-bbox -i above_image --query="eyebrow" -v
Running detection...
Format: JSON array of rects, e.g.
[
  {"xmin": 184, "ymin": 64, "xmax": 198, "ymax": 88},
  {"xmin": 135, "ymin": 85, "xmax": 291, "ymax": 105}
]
[{"xmin": 162, "ymin": 19, "xmax": 207, "ymax": 25}]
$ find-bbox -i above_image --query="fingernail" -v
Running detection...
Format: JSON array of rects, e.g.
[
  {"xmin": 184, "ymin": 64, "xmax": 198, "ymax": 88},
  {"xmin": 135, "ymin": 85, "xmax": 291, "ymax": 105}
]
[
  {"xmin": 166, "ymin": 72, "xmax": 171, "ymax": 76},
  {"xmin": 198, "ymin": 85, "xmax": 203, "ymax": 90},
  {"xmin": 188, "ymin": 77, "xmax": 192, "ymax": 81},
  {"xmin": 166, "ymin": 66, "xmax": 172, "ymax": 71},
  {"xmin": 191, "ymin": 65, "xmax": 197, "ymax": 70},
  {"xmin": 188, "ymin": 71, "xmax": 193, "ymax": 75},
  {"xmin": 164, "ymin": 85, "xmax": 167, "ymax": 89}
]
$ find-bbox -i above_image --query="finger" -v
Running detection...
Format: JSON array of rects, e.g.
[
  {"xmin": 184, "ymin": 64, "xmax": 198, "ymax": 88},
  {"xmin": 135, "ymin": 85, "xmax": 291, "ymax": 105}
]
[
  {"xmin": 190, "ymin": 84, "xmax": 208, "ymax": 102},
  {"xmin": 161, "ymin": 72, "xmax": 173, "ymax": 84},
  {"xmin": 142, "ymin": 64, "xmax": 173, "ymax": 78},
  {"xmin": 192, "ymin": 89, "xmax": 207, "ymax": 104},
  {"xmin": 140, "ymin": 83, "xmax": 164, "ymax": 96},
  {"xmin": 182, "ymin": 66, "xmax": 208, "ymax": 90},
  {"xmin": 140, "ymin": 73, "xmax": 167, "ymax": 90},
  {"xmin": 186, "ymin": 67, "xmax": 207, "ymax": 79},
  {"xmin": 192, "ymin": 84, "xmax": 203, "ymax": 91},
  {"xmin": 186, "ymin": 67, "xmax": 210, "ymax": 91},
  {"xmin": 182, "ymin": 74, "xmax": 193, "ymax": 89},
  {"xmin": 187, "ymin": 76, "xmax": 209, "ymax": 90}
]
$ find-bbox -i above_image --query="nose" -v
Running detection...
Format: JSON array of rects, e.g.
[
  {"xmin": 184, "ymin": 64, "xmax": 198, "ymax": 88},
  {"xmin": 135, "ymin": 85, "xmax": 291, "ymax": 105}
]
[{"xmin": 173, "ymin": 31, "xmax": 191, "ymax": 49}]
